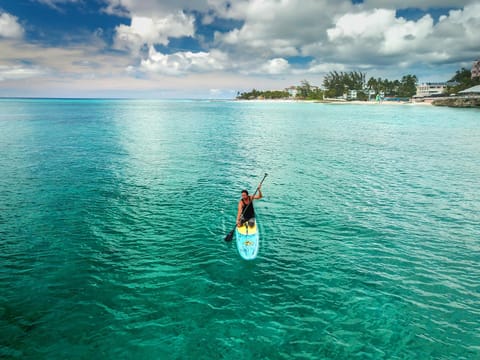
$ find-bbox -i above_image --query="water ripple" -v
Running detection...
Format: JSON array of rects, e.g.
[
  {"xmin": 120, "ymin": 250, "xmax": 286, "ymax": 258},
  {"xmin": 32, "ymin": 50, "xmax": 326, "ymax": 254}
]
[{"xmin": 1, "ymin": 100, "xmax": 479, "ymax": 359}]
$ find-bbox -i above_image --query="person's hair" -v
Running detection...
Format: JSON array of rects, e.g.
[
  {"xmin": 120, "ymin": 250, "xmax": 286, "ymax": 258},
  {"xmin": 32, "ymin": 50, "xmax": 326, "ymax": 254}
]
[{"xmin": 241, "ymin": 190, "xmax": 248, "ymax": 195}]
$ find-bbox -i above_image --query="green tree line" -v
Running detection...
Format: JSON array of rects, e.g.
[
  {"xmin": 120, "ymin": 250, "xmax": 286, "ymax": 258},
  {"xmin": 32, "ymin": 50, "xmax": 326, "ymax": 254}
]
[
  {"xmin": 236, "ymin": 65, "xmax": 479, "ymax": 100},
  {"xmin": 322, "ymin": 71, "xmax": 417, "ymax": 99},
  {"xmin": 445, "ymin": 68, "xmax": 480, "ymax": 95},
  {"xmin": 236, "ymin": 89, "xmax": 289, "ymax": 100},
  {"xmin": 236, "ymin": 81, "xmax": 323, "ymax": 100}
]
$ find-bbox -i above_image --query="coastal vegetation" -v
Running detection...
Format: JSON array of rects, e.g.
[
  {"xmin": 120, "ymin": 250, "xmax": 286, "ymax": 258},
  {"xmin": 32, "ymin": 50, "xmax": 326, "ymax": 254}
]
[
  {"xmin": 322, "ymin": 71, "xmax": 417, "ymax": 99},
  {"xmin": 236, "ymin": 89, "xmax": 290, "ymax": 100},
  {"xmin": 236, "ymin": 65, "xmax": 478, "ymax": 102},
  {"xmin": 236, "ymin": 80, "xmax": 325, "ymax": 100},
  {"xmin": 445, "ymin": 68, "xmax": 480, "ymax": 95},
  {"xmin": 237, "ymin": 71, "xmax": 418, "ymax": 100}
]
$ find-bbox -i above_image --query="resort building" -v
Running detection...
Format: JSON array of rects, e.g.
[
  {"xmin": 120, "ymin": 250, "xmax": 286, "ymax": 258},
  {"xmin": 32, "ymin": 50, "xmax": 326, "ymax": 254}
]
[
  {"xmin": 347, "ymin": 89, "xmax": 357, "ymax": 100},
  {"xmin": 285, "ymin": 86, "xmax": 298, "ymax": 98},
  {"xmin": 415, "ymin": 82, "xmax": 448, "ymax": 98},
  {"xmin": 459, "ymin": 85, "xmax": 480, "ymax": 96},
  {"xmin": 472, "ymin": 58, "xmax": 480, "ymax": 79}
]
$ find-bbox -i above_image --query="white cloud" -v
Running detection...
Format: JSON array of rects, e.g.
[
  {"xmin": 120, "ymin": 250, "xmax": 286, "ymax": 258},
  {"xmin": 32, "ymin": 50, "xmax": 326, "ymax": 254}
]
[
  {"xmin": 304, "ymin": 61, "xmax": 347, "ymax": 74},
  {"xmin": 114, "ymin": 12, "xmax": 195, "ymax": 53},
  {"xmin": 327, "ymin": 9, "xmax": 394, "ymax": 42},
  {"xmin": 106, "ymin": 0, "xmax": 349, "ymax": 74},
  {"xmin": 206, "ymin": 0, "xmax": 255, "ymax": 20},
  {"xmin": 382, "ymin": 14, "xmax": 434, "ymax": 55},
  {"xmin": 0, "ymin": 65, "xmax": 47, "ymax": 81},
  {"xmin": 140, "ymin": 46, "xmax": 227, "ymax": 75},
  {"xmin": 102, "ymin": 0, "xmax": 249, "ymax": 19},
  {"xmin": 361, "ymin": 0, "xmax": 476, "ymax": 11},
  {"xmin": 326, "ymin": 9, "xmax": 435, "ymax": 56},
  {"xmin": 2, "ymin": 0, "xmax": 480, "ymax": 97},
  {"xmin": 208, "ymin": 88, "xmax": 222, "ymax": 97},
  {"xmin": 36, "ymin": 0, "xmax": 81, "ymax": 5},
  {"xmin": 214, "ymin": 0, "xmax": 350, "ymax": 59},
  {"xmin": 437, "ymin": 3, "xmax": 480, "ymax": 41},
  {"xmin": 103, "ymin": 0, "xmax": 209, "ymax": 17},
  {"xmin": 260, "ymin": 58, "xmax": 290, "ymax": 75},
  {"xmin": 210, "ymin": 0, "xmax": 480, "ymax": 77},
  {"xmin": 0, "ymin": 12, "xmax": 24, "ymax": 39},
  {"xmin": 0, "ymin": 36, "xmax": 134, "ymax": 84},
  {"xmin": 324, "ymin": 3, "xmax": 480, "ymax": 66}
]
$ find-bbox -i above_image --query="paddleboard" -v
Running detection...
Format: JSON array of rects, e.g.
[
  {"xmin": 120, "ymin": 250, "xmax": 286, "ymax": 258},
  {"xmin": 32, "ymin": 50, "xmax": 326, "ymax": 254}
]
[{"xmin": 236, "ymin": 221, "xmax": 259, "ymax": 260}]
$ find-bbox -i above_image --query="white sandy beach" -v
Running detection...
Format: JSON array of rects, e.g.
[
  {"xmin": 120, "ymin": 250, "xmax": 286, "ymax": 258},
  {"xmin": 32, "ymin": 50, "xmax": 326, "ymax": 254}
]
[{"xmin": 236, "ymin": 98, "xmax": 433, "ymax": 106}]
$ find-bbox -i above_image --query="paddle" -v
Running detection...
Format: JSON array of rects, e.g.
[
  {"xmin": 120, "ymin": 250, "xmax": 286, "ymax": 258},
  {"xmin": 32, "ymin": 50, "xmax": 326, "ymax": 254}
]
[{"xmin": 224, "ymin": 173, "xmax": 268, "ymax": 242}]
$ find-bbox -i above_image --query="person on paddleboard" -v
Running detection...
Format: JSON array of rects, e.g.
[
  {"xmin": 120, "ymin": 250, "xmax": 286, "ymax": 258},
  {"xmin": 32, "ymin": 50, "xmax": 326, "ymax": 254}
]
[{"xmin": 236, "ymin": 185, "xmax": 263, "ymax": 227}]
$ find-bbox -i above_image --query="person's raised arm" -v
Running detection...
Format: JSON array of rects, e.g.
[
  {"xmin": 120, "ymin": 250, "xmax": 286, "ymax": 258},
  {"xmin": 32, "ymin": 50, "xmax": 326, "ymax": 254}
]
[{"xmin": 253, "ymin": 186, "xmax": 263, "ymax": 200}]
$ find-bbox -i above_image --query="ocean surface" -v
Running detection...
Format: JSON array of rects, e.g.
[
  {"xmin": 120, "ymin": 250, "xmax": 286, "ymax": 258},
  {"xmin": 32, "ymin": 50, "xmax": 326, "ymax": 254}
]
[{"xmin": 0, "ymin": 98, "xmax": 479, "ymax": 359}]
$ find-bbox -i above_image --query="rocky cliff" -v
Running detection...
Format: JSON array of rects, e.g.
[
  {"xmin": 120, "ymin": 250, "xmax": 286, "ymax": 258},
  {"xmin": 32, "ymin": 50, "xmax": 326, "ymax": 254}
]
[{"xmin": 432, "ymin": 97, "xmax": 480, "ymax": 108}]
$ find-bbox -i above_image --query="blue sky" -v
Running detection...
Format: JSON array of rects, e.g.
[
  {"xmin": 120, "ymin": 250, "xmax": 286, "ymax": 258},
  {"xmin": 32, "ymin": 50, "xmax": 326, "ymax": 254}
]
[{"xmin": 0, "ymin": 0, "xmax": 479, "ymax": 98}]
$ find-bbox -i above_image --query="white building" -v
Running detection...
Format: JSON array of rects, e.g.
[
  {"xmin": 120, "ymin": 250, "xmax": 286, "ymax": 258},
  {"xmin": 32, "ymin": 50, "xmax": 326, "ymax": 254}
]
[
  {"xmin": 472, "ymin": 58, "xmax": 480, "ymax": 79},
  {"xmin": 415, "ymin": 82, "xmax": 448, "ymax": 98},
  {"xmin": 285, "ymin": 86, "xmax": 298, "ymax": 98},
  {"xmin": 459, "ymin": 85, "xmax": 480, "ymax": 95},
  {"xmin": 347, "ymin": 89, "xmax": 357, "ymax": 100}
]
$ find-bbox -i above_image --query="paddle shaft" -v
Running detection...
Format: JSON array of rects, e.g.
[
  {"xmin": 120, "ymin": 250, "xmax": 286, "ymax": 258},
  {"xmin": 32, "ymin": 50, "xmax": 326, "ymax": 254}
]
[{"xmin": 224, "ymin": 173, "xmax": 268, "ymax": 241}]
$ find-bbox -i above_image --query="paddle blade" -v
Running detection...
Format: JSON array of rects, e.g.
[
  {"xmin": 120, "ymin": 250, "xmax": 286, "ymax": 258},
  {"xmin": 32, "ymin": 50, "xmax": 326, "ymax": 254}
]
[{"xmin": 224, "ymin": 228, "xmax": 235, "ymax": 242}]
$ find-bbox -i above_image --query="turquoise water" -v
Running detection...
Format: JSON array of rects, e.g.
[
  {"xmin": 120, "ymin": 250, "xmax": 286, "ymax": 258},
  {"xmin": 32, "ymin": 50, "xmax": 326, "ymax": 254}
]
[{"xmin": 1, "ymin": 99, "xmax": 479, "ymax": 359}]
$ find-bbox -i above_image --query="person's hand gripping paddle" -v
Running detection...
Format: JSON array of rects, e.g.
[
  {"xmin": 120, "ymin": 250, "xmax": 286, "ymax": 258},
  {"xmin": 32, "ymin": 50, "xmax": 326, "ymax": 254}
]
[{"xmin": 224, "ymin": 173, "xmax": 268, "ymax": 242}]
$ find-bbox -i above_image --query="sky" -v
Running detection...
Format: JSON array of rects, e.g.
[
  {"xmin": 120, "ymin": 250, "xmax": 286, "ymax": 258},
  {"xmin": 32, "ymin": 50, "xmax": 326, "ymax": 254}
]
[{"xmin": 0, "ymin": 0, "xmax": 479, "ymax": 98}]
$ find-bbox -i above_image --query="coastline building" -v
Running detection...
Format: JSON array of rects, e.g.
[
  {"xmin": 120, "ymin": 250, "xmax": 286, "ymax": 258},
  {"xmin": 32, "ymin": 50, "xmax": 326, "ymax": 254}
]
[
  {"xmin": 414, "ymin": 82, "xmax": 448, "ymax": 98},
  {"xmin": 347, "ymin": 89, "xmax": 357, "ymax": 100},
  {"xmin": 285, "ymin": 86, "xmax": 298, "ymax": 98},
  {"xmin": 459, "ymin": 85, "xmax": 480, "ymax": 95},
  {"xmin": 472, "ymin": 58, "xmax": 480, "ymax": 79}
]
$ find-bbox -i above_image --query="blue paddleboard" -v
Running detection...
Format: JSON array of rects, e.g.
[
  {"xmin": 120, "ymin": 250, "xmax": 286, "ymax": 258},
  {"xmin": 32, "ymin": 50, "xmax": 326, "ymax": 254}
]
[{"xmin": 236, "ymin": 221, "xmax": 259, "ymax": 260}]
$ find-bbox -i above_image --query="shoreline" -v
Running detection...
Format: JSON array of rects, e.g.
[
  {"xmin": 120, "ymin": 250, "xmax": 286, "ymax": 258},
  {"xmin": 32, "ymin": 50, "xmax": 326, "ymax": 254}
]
[
  {"xmin": 236, "ymin": 95, "xmax": 480, "ymax": 108},
  {"xmin": 319, "ymin": 100, "xmax": 432, "ymax": 106},
  {"xmin": 235, "ymin": 98, "xmax": 433, "ymax": 106}
]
